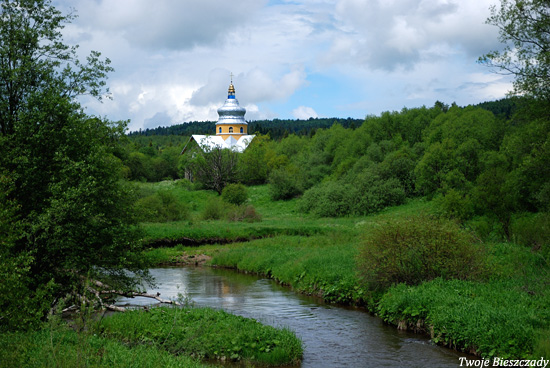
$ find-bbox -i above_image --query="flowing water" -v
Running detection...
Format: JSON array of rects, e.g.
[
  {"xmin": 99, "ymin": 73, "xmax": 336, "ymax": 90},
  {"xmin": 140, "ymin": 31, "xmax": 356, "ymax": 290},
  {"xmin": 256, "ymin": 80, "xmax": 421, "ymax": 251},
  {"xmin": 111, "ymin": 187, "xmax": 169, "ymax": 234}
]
[{"xmin": 117, "ymin": 267, "xmax": 473, "ymax": 367}]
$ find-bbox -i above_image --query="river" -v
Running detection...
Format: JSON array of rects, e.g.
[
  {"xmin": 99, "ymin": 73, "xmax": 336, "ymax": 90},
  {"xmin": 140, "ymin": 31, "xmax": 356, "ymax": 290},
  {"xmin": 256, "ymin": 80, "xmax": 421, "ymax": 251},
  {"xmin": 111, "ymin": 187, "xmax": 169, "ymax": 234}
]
[{"xmin": 117, "ymin": 267, "xmax": 473, "ymax": 367}]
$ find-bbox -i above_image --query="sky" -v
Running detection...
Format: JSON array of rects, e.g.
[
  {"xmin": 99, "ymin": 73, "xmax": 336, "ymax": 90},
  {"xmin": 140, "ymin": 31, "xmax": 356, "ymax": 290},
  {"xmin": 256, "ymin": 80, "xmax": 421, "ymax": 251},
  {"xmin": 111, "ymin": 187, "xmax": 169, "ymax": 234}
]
[{"xmin": 53, "ymin": 0, "xmax": 513, "ymax": 132}]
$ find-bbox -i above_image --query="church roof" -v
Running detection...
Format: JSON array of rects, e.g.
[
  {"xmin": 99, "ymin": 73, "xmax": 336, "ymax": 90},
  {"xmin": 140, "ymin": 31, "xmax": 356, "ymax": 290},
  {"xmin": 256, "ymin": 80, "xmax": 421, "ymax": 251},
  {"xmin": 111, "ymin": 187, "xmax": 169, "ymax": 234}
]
[
  {"xmin": 181, "ymin": 134, "xmax": 255, "ymax": 154},
  {"xmin": 217, "ymin": 82, "xmax": 246, "ymax": 125}
]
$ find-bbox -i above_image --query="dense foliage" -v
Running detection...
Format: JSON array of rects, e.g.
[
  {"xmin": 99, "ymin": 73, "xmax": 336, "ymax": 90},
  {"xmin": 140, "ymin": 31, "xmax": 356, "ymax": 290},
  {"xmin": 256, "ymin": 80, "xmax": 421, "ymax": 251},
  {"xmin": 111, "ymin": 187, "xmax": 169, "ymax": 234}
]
[
  {"xmin": 481, "ymin": 0, "xmax": 550, "ymax": 102},
  {"xmin": 127, "ymin": 95, "xmax": 549, "ymax": 248},
  {"xmin": 357, "ymin": 215, "xmax": 484, "ymax": 291},
  {"xmin": 0, "ymin": 0, "xmax": 147, "ymax": 330},
  {"xmin": 127, "ymin": 117, "xmax": 363, "ymax": 140}
]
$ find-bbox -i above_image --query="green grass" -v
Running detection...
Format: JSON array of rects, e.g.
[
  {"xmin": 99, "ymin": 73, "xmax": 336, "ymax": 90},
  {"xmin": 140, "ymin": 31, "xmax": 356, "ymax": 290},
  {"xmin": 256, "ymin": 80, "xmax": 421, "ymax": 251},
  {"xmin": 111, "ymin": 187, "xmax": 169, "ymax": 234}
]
[
  {"xmin": 99, "ymin": 306, "xmax": 303, "ymax": 366},
  {"xmin": 139, "ymin": 182, "xmax": 433, "ymax": 244},
  {"xmin": 0, "ymin": 303, "xmax": 303, "ymax": 367},
  {"xmin": 207, "ymin": 233, "xmax": 364, "ymax": 304},
  {"xmin": 377, "ymin": 278, "xmax": 550, "ymax": 359},
  {"xmin": 0, "ymin": 326, "xmax": 208, "ymax": 368}
]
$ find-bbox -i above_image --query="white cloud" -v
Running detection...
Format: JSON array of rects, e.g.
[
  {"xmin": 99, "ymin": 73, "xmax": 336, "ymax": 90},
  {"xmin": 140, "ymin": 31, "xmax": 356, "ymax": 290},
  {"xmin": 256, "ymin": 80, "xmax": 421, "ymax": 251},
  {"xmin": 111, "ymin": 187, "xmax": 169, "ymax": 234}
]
[
  {"xmin": 292, "ymin": 106, "xmax": 319, "ymax": 119},
  {"xmin": 55, "ymin": 0, "xmax": 510, "ymax": 131},
  {"xmin": 191, "ymin": 66, "xmax": 309, "ymax": 106},
  {"xmin": 64, "ymin": 0, "xmax": 265, "ymax": 51},
  {"xmin": 329, "ymin": 0, "xmax": 500, "ymax": 70}
]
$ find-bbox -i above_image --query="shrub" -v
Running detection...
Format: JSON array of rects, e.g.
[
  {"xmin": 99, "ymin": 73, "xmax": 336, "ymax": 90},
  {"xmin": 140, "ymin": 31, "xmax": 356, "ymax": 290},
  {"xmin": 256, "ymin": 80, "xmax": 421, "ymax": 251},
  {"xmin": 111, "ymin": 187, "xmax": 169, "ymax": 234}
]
[
  {"xmin": 222, "ymin": 183, "xmax": 248, "ymax": 205},
  {"xmin": 511, "ymin": 212, "xmax": 550, "ymax": 259},
  {"xmin": 357, "ymin": 215, "xmax": 484, "ymax": 291},
  {"xmin": 299, "ymin": 176, "xmax": 406, "ymax": 217},
  {"xmin": 133, "ymin": 191, "xmax": 189, "ymax": 222},
  {"xmin": 201, "ymin": 197, "xmax": 227, "ymax": 220},
  {"xmin": 268, "ymin": 166, "xmax": 302, "ymax": 200},
  {"xmin": 134, "ymin": 194, "xmax": 164, "ymax": 222},
  {"xmin": 157, "ymin": 190, "xmax": 188, "ymax": 221},
  {"xmin": 434, "ymin": 188, "xmax": 475, "ymax": 222},
  {"xmin": 352, "ymin": 177, "xmax": 406, "ymax": 215},
  {"xmin": 226, "ymin": 204, "xmax": 262, "ymax": 222},
  {"xmin": 299, "ymin": 181, "xmax": 354, "ymax": 217},
  {"xmin": 176, "ymin": 178, "xmax": 193, "ymax": 190}
]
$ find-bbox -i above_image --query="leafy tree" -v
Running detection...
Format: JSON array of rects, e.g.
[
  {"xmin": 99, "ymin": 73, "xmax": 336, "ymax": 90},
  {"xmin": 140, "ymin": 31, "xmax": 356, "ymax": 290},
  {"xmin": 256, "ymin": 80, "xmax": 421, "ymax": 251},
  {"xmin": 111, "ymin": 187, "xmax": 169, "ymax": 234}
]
[
  {"xmin": 186, "ymin": 145, "xmax": 239, "ymax": 194},
  {"xmin": 0, "ymin": 0, "xmax": 148, "ymax": 329},
  {"xmin": 0, "ymin": 0, "xmax": 112, "ymax": 136},
  {"xmin": 480, "ymin": 0, "xmax": 550, "ymax": 102},
  {"xmin": 238, "ymin": 134, "xmax": 272, "ymax": 185}
]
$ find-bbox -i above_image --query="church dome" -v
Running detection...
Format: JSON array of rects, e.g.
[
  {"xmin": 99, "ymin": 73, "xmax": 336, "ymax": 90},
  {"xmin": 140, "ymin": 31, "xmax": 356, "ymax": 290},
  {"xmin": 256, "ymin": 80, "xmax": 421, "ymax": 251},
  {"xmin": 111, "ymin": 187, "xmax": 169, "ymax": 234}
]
[{"xmin": 217, "ymin": 83, "xmax": 246, "ymax": 125}]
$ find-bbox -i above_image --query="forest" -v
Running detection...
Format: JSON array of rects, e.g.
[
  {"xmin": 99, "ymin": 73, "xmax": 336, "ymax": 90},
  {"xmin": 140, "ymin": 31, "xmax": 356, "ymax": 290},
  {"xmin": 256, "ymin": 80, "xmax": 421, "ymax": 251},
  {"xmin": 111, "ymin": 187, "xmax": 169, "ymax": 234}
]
[{"xmin": 122, "ymin": 96, "xmax": 548, "ymax": 243}]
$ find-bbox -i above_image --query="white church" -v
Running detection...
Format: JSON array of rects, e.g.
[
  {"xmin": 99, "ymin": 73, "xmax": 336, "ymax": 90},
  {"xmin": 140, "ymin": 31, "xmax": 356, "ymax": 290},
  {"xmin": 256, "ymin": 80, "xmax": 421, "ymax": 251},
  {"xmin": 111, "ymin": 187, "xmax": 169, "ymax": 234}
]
[{"xmin": 181, "ymin": 80, "xmax": 255, "ymax": 154}]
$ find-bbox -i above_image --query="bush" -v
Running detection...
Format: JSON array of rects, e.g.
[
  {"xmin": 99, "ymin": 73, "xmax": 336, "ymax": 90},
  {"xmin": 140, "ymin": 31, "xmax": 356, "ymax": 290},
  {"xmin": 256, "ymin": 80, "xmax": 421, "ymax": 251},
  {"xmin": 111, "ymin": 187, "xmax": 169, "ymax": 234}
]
[
  {"xmin": 201, "ymin": 197, "xmax": 227, "ymax": 220},
  {"xmin": 434, "ymin": 188, "xmax": 475, "ymax": 222},
  {"xmin": 353, "ymin": 177, "xmax": 406, "ymax": 215},
  {"xmin": 268, "ymin": 166, "xmax": 302, "ymax": 200},
  {"xmin": 222, "ymin": 183, "xmax": 248, "ymax": 205},
  {"xmin": 299, "ymin": 181, "xmax": 355, "ymax": 217},
  {"xmin": 133, "ymin": 190, "xmax": 189, "ymax": 222},
  {"xmin": 176, "ymin": 178, "xmax": 193, "ymax": 190},
  {"xmin": 511, "ymin": 212, "xmax": 550, "ymax": 259},
  {"xmin": 357, "ymin": 215, "xmax": 484, "ymax": 291},
  {"xmin": 226, "ymin": 204, "xmax": 262, "ymax": 222},
  {"xmin": 299, "ymin": 176, "xmax": 406, "ymax": 217}
]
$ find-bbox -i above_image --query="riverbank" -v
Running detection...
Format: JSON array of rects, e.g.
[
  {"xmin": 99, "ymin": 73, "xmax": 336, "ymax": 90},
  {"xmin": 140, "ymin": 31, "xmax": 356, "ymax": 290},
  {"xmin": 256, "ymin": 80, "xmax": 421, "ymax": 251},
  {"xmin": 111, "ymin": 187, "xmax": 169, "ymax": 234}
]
[
  {"xmin": 140, "ymin": 184, "xmax": 550, "ymax": 361},
  {"xmin": 0, "ymin": 305, "xmax": 303, "ymax": 368}
]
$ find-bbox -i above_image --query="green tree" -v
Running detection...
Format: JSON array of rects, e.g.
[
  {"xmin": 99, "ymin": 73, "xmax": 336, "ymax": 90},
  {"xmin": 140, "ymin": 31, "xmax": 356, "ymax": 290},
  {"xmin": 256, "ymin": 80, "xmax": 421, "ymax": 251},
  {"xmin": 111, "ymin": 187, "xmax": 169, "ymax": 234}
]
[
  {"xmin": 187, "ymin": 145, "xmax": 239, "ymax": 194},
  {"xmin": 0, "ymin": 0, "xmax": 148, "ymax": 329},
  {"xmin": 480, "ymin": 0, "xmax": 550, "ymax": 102},
  {"xmin": 238, "ymin": 134, "xmax": 272, "ymax": 185},
  {"xmin": 0, "ymin": 0, "xmax": 113, "ymax": 136}
]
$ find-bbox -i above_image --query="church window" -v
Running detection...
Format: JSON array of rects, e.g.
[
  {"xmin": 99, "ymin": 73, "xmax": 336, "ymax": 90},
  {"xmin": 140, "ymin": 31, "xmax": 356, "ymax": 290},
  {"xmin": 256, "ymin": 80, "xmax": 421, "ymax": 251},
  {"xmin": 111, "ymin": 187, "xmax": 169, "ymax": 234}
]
[
  {"xmin": 219, "ymin": 127, "xmax": 222, "ymax": 133},
  {"xmin": 229, "ymin": 127, "xmax": 234, "ymax": 133},
  {"xmin": 240, "ymin": 127, "xmax": 244, "ymax": 133}
]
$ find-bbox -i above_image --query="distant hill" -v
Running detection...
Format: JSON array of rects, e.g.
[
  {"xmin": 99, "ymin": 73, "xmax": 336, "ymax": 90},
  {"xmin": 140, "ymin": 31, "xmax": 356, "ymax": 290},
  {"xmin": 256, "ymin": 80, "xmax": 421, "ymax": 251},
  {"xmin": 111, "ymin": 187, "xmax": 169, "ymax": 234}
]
[
  {"xmin": 127, "ymin": 98, "xmax": 525, "ymax": 140},
  {"xmin": 473, "ymin": 97, "xmax": 526, "ymax": 120},
  {"xmin": 128, "ymin": 117, "xmax": 364, "ymax": 140}
]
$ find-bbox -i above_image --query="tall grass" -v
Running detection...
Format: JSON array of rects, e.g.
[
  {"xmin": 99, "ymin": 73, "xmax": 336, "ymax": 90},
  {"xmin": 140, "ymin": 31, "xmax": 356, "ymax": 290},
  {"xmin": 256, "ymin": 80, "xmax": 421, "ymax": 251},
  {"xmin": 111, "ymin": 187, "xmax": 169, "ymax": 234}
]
[
  {"xmin": 0, "ymin": 326, "xmax": 207, "ymax": 368},
  {"xmin": 377, "ymin": 278, "xmax": 550, "ymax": 359},
  {"xmin": 99, "ymin": 306, "xmax": 303, "ymax": 366}
]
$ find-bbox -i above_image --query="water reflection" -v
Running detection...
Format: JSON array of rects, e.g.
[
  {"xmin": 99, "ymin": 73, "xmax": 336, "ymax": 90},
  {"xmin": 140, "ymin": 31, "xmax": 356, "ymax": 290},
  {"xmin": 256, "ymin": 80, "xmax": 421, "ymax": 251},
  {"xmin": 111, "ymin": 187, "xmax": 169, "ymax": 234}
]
[{"xmin": 117, "ymin": 267, "xmax": 473, "ymax": 368}]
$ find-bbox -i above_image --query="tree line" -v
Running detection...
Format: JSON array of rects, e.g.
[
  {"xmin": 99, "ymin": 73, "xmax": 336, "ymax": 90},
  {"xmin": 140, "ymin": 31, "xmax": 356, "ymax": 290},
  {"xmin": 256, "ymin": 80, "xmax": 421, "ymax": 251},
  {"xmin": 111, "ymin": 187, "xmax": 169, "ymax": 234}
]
[{"xmin": 128, "ymin": 117, "xmax": 365, "ymax": 140}]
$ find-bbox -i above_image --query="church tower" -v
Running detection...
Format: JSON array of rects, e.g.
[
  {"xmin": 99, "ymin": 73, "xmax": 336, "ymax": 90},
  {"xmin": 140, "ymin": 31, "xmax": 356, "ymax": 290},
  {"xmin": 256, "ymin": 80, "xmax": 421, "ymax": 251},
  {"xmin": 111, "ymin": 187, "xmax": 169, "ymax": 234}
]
[{"xmin": 216, "ymin": 78, "xmax": 248, "ymax": 144}]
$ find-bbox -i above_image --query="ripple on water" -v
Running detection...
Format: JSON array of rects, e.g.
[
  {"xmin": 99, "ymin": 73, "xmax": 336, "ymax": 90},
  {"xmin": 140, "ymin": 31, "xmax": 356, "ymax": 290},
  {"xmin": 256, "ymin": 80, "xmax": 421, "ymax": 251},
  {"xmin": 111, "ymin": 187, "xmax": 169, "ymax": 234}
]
[{"xmin": 117, "ymin": 267, "xmax": 476, "ymax": 368}]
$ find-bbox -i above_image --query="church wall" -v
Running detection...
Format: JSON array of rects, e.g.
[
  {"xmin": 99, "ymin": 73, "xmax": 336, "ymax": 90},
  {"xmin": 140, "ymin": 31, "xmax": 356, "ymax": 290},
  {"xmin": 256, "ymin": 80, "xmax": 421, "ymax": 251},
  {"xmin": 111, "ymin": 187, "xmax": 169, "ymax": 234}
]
[{"xmin": 216, "ymin": 123, "xmax": 248, "ymax": 140}]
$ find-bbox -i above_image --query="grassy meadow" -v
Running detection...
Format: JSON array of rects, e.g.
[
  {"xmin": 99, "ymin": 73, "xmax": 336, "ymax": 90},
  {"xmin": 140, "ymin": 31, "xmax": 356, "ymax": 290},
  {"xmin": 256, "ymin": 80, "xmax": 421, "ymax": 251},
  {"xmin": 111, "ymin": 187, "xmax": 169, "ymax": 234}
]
[
  {"xmin": 0, "ymin": 302, "xmax": 303, "ymax": 368},
  {"xmin": 141, "ymin": 181, "xmax": 550, "ymax": 361}
]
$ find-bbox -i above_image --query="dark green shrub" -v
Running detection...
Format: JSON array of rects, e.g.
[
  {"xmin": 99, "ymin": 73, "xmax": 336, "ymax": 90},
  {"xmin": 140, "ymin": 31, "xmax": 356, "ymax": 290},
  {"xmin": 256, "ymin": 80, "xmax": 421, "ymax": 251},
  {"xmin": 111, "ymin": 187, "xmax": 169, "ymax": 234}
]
[
  {"xmin": 434, "ymin": 189, "xmax": 475, "ymax": 222},
  {"xmin": 299, "ymin": 175, "xmax": 406, "ymax": 217},
  {"xmin": 299, "ymin": 181, "xmax": 354, "ymax": 217},
  {"xmin": 511, "ymin": 212, "xmax": 550, "ymax": 259},
  {"xmin": 268, "ymin": 166, "xmax": 302, "ymax": 200},
  {"xmin": 134, "ymin": 194, "xmax": 164, "ymax": 222},
  {"xmin": 176, "ymin": 178, "xmax": 193, "ymax": 190},
  {"xmin": 226, "ymin": 204, "xmax": 262, "ymax": 222},
  {"xmin": 357, "ymin": 215, "xmax": 484, "ymax": 291},
  {"xmin": 222, "ymin": 183, "xmax": 248, "ymax": 205},
  {"xmin": 157, "ymin": 190, "xmax": 188, "ymax": 221},
  {"xmin": 352, "ymin": 177, "xmax": 406, "ymax": 215},
  {"xmin": 133, "ymin": 191, "xmax": 188, "ymax": 222}
]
